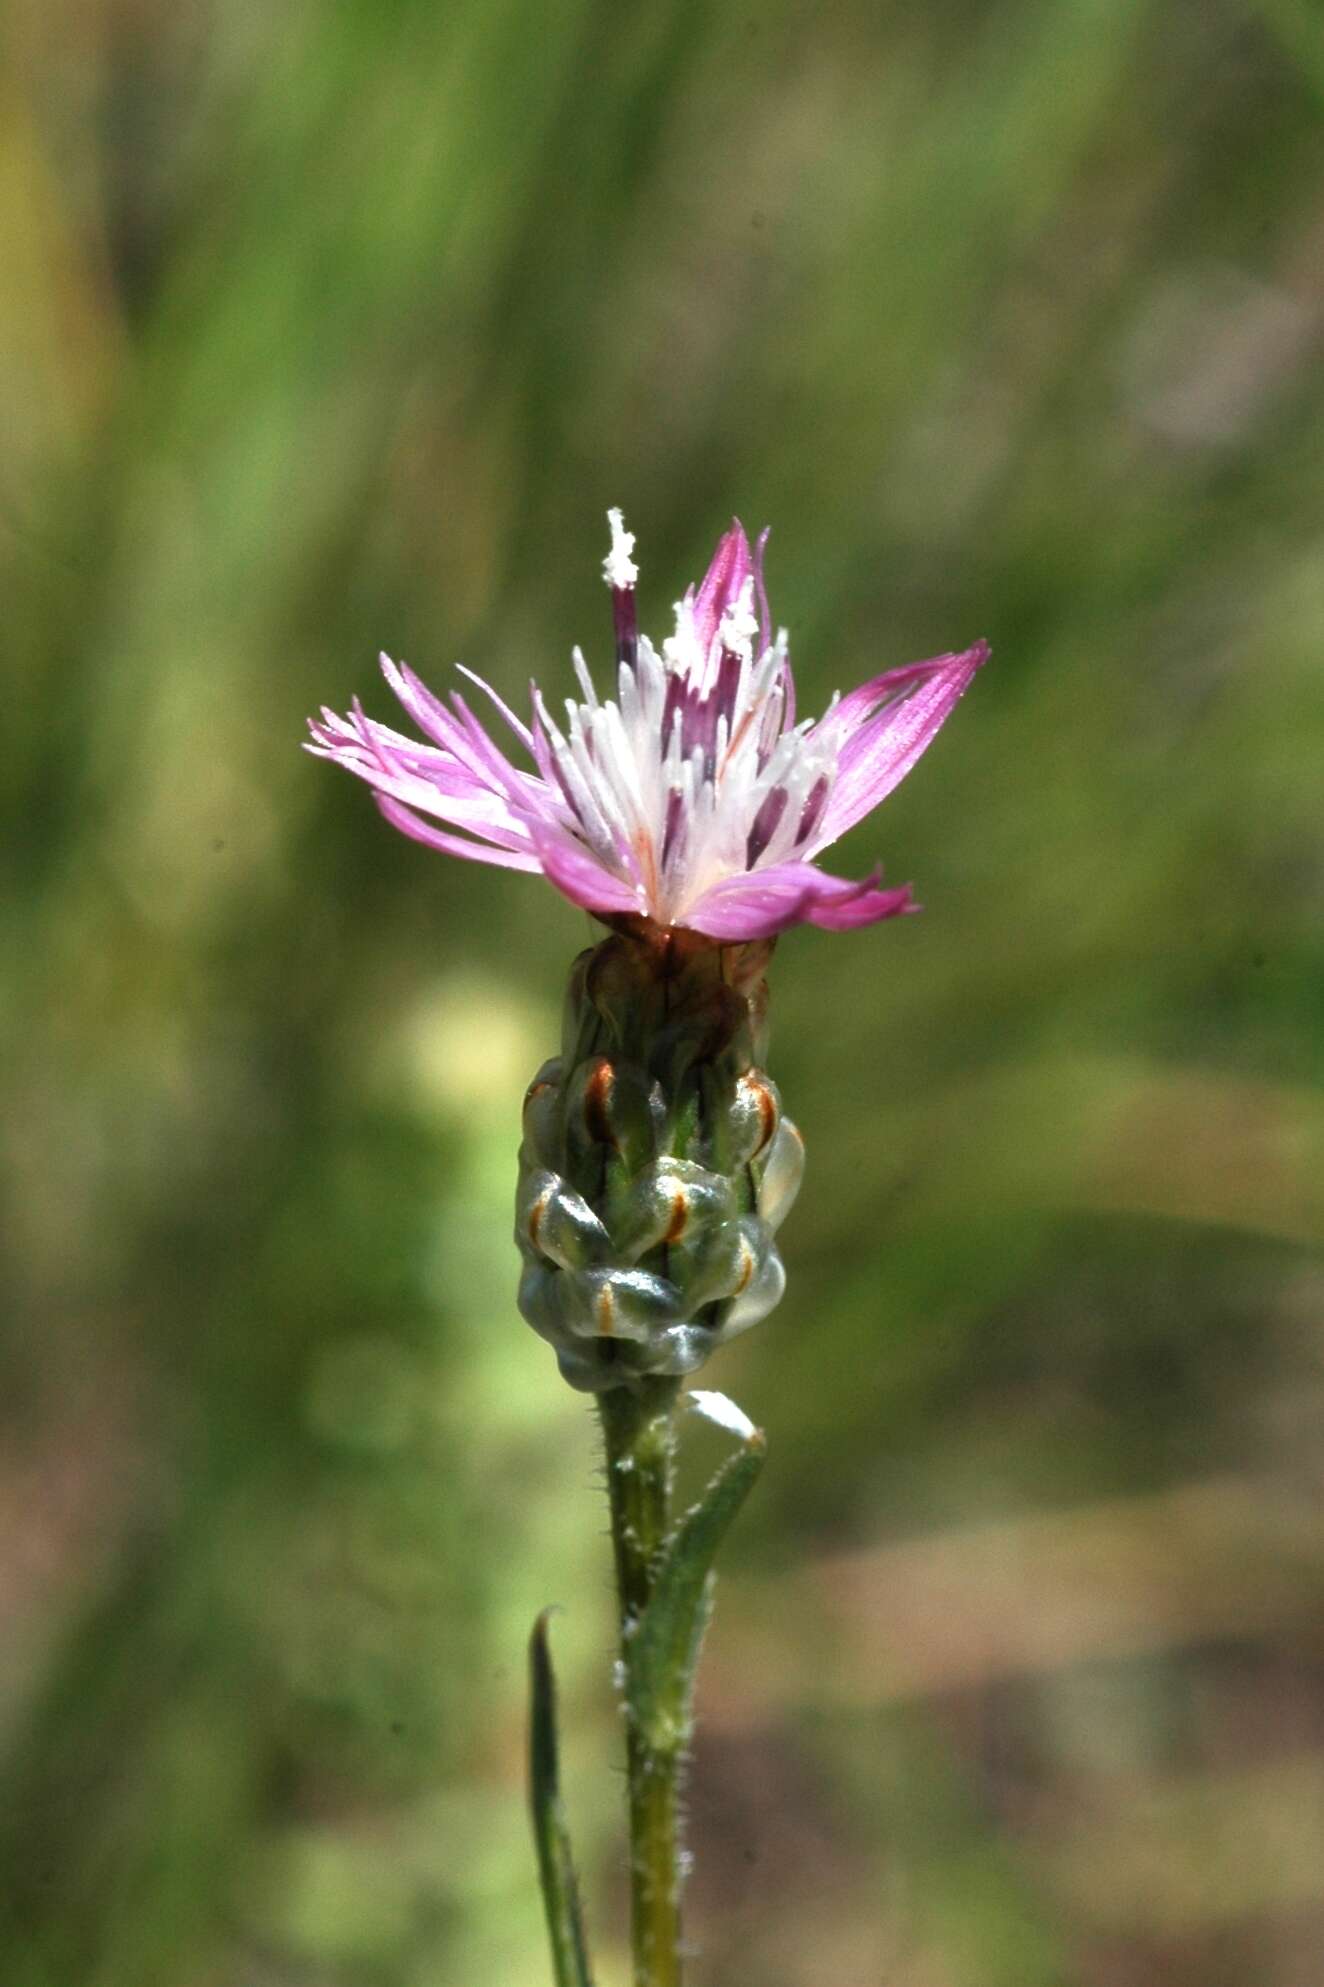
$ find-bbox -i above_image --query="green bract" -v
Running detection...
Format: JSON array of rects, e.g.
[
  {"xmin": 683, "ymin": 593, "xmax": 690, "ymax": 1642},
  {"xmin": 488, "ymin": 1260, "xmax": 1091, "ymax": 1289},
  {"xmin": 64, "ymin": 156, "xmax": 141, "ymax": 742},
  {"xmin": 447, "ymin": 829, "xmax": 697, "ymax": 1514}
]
[{"xmin": 515, "ymin": 923, "xmax": 803, "ymax": 1392}]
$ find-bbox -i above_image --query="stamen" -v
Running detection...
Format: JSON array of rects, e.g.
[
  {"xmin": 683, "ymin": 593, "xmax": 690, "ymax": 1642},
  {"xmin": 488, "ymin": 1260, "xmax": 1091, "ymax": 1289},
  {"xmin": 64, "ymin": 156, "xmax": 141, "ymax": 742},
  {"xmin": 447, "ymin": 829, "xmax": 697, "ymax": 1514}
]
[
  {"xmin": 613, "ymin": 589, "xmax": 637, "ymax": 671},
  {"xmin": 571, "ymin": 647, "xmax": 599, "ymax": 710},
  {"xmin": 662, "ymin": 599, "xmax": 704, "ymax": 688},
  {"xmin": 713, "ymin": 648, "xmax": 744, "ymax": 736},
  {"xmin": 756, "ymin": 677, "xmax": 785, "ymax": 767},
  {"xmin": 661, "ymin": 788, "xmax": 686, "ymax": 870},
  {"xmin": 535, "ymin": 692, "xmax": 616, "ymax": 857},
  {"xmin": 797, "ymin": 773, "xmax": 830, "ymax": 847},
  {"xmin": 603, "ymin": 509, "xmax": 639, "ymax": 669},
  {"xmin": 711, "ymin": 711, "xmax": 730, "ymax": 784},
  {"xmin": 746, "ymin": 787, "xmax": 789, "ymax": 866},
  {"xmin": 717, "ymin": 576, "xmax": 758, "ymax": 664},
  {"xmin": 525, "ymin": 520, "xmax": 826, "ymax": 923},
  {"xmin": 752, "ymin": 529, "xmax": 772, "ymax": 655},
  {"xmin": 662, "ymin": 673, "xmax": 686, "ymax": 756}
]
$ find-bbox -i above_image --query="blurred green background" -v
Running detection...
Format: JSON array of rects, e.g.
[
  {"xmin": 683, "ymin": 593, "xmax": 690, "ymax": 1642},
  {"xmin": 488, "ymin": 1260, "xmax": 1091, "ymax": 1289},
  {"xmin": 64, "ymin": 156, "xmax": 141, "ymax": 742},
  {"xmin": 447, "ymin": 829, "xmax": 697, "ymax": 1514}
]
[{"xmin": 3, "ymin": 1, "xmax": 1323, "ymax": 1982}]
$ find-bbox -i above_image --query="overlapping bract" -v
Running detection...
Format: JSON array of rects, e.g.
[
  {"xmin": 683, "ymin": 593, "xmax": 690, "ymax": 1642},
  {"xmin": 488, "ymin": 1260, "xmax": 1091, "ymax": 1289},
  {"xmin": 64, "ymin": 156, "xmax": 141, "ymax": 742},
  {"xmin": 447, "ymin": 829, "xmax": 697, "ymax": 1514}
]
[
  {"xmin": 308, "ymin": 513, "xmax": 988, "ymax": 940},
  {"xmin": 514, "ymin": 927, "xmax": 802, "ymax": 1391},
  {"xmin": 516, "ymin": 1056, "xmax": 802, "ymax": 1392}
]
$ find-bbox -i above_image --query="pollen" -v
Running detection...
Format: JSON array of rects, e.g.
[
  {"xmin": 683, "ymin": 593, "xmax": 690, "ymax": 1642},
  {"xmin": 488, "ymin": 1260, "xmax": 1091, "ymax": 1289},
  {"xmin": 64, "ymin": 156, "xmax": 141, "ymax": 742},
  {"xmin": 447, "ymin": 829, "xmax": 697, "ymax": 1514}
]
[{"xmin": 602, "ymin": 507, "xmax": 639, "ymax": 590}]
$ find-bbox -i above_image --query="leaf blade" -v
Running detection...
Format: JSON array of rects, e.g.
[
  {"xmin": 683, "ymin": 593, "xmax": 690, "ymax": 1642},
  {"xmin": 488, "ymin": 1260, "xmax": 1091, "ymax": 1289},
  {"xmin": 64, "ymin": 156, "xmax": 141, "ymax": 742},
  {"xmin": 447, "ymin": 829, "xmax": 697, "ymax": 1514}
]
[
  {"xmin": 626, "ymin": 1416, "xmax": 766, "ymax": 1753},
  {"xmin": 528, "ymin": 1609, "xmax": 596, "ymax": 1987}
]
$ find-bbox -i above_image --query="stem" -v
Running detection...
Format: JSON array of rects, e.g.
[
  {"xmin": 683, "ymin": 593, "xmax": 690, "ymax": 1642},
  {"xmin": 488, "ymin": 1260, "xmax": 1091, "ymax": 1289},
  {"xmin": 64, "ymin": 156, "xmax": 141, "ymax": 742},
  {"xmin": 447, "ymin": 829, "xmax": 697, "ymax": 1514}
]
[{"xmin": 599, "ymin": 1376, "xmax": 684, "ymax": 1987}]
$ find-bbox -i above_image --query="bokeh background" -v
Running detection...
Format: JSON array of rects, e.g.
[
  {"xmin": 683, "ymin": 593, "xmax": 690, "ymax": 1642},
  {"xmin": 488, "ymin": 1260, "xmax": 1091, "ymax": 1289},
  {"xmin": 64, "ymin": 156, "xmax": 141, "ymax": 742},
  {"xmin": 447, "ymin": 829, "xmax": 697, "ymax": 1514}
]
[{"xmin": 4, "ymin": 2, "xmax": 1324, "ymax": 1982}]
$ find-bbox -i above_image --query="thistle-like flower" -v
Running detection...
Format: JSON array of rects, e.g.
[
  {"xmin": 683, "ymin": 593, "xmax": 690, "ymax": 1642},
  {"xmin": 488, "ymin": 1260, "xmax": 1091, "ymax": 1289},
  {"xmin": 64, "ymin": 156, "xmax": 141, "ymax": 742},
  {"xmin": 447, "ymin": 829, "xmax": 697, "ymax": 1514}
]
[
  {"xmin": 311, "ymin": 517, "xmax": 990, "ymax": 1984},
  {"xmin": 307, "ymin": 511, "xmax": 987, "ymax": 941},
  {"xmin": 310, "ymin": 515, "xmax": 986, "ymax": 1393}
]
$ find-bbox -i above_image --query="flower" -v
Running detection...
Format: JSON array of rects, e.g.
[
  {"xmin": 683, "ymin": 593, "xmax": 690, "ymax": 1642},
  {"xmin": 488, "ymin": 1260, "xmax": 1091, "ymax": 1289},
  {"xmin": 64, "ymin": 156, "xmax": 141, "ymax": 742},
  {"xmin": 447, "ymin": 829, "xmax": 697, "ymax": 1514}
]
[{"xmin": 307, "ymin": 512, "xmax": 988, "ymax": 941}]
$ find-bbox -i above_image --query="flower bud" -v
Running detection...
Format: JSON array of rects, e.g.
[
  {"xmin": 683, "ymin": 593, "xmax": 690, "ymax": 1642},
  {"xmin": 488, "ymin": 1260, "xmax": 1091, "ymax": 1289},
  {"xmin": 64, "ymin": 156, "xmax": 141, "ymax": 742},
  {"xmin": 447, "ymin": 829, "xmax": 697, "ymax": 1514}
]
[{"xmin": 515, "ymin": 923, "xmax": 804, "ymax": 1392}]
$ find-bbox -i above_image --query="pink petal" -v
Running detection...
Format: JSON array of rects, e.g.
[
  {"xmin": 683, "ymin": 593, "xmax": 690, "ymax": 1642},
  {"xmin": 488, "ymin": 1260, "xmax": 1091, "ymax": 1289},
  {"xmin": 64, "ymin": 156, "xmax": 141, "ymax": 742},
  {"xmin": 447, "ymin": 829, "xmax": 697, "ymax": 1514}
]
[
  {"xmin": 778, "ymin": 652, "xmax": 795, "ymax": 732},
  {"xmin": 381, "ymin": 656, "xmax": 533, "ymax": 815},
  {"xmin": 690, "ymin": 520, "xmax": 753, "ymax": 655},
  {"xmin": 332, "ymin": 706, "xmax": 539, "ymax": 853},
  {"xmin": 449, "ymin": 689, "xmax": 536, "ymax": 800},
  {"xmin": 803, "ymin": 875, "xmax": 916, "ymax": 930},
  {"xmin": 379, "ymin": 654, "xmax": 469, "ymax": 753},
  {"xmin": 374, "ymin": 794, "xmax": 543, "ymax": 870},
  {"xmin": 454, "ymin": 663, "xmax": 536, "ymax": 753},
  {"xmin": 813, "ymin": 641, "xmax": 989, "ymax": 847},
  {"xmin": 527, "ymin": 824, "xmax": 641, "ymax": 917},
  {"xmin": 682, "ymin": 861, "xmax": 915, "ymax": 941}
]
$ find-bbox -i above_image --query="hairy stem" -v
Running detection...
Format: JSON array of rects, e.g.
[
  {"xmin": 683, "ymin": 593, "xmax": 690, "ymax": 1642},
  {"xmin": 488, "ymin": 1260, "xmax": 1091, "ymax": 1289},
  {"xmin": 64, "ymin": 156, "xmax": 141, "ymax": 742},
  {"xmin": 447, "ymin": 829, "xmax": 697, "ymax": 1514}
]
[{"xmin": 599, "ymin": 1377, "xmax": 684, "ymax": 1987}]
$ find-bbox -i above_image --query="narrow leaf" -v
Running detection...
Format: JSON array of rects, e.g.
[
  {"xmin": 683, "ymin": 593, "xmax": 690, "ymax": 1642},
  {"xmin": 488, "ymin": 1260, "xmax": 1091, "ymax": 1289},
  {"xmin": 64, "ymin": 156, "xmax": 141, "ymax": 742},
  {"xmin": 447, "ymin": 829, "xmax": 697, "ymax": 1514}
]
[
  {"xmin": 528, "ymin": 1609, "xmax": 595, "ymax": 1987},
  {"xmin": 627, "ymin": 1413, "xmax": 766, "ymax": 1753}
]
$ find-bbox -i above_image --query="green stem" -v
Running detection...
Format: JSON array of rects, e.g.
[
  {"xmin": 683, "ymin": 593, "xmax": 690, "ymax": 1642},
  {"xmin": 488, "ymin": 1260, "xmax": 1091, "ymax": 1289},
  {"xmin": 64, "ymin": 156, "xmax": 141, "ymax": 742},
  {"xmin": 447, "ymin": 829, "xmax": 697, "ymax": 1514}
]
[{"xmin": 599, "ymin": 1377, "xmax": 684, "ymax": 1987}]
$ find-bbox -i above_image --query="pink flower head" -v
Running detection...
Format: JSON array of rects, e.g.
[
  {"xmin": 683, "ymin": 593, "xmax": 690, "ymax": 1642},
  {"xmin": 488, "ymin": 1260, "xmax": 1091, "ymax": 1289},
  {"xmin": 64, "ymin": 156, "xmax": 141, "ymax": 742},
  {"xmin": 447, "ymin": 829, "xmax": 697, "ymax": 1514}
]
[{"xmin": 307, "ymin": 513, "xmax": 988, "ymax": 941}]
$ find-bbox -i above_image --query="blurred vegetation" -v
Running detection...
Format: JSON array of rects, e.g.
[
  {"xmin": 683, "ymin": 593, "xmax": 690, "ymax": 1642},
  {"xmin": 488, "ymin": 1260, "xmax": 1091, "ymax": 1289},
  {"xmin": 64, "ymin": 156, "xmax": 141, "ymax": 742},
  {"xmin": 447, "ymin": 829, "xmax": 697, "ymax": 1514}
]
[{"xmin": 3, "ymin": 1, "xmax": 1323, "ymax": 1983}]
